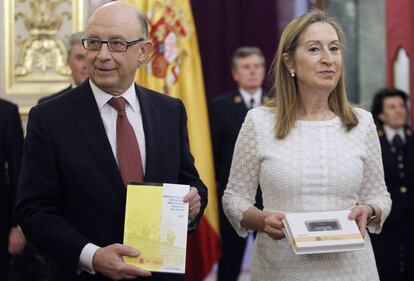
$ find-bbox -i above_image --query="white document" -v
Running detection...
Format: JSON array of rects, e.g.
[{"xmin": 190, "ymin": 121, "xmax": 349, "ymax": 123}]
[{"xmin": 283, "ymin": 210, "xmax": 365, "ymax": 255}]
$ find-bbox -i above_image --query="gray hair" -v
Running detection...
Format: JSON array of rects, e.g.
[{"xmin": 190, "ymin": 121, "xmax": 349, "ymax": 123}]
[
  {"xmin": 67, "ymin": 31, "xmax": 84, "ymax": 55},
  {"xmin": 136, "ymin": 10, "xmax": 149, "ymax": 39},
  {"xmin": 231, "ymin": 46, "xmax": 265, "ymax": 70}
]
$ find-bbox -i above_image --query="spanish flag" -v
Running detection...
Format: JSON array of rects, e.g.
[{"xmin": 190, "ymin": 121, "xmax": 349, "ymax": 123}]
[{"xmin": 126, "ymin": 1, "xmax": 221, "ymax": 280}]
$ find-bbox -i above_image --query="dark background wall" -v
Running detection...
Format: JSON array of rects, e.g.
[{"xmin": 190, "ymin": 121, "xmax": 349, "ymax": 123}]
[{"xmin": 190, "ymin": 0, "xmax": 288, "ymax": 101}]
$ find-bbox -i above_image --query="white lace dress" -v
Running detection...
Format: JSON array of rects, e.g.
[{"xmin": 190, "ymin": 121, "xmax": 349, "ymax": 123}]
[{"xmin": 222, "ymin": 106, "xmax": 391, "ymax": 281}]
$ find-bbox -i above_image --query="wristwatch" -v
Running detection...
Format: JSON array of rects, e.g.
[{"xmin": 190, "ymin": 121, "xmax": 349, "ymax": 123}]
[{"xmin": 365, "ymin": 204, "xmax": 377, "ymax": 225}]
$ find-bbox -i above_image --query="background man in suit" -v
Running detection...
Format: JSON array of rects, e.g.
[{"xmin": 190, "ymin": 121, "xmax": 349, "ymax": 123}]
[
  {"xmin": 0, "ymin": 98, "xmax": 25, "ymax": 279},
  {"xmin": 38, "ymin": 32, "xmax": 88, "ymax": 104},
  {"xmin": 209, "ymin": 47, "xmax": 267, "ymax": 281},
  {"xmin": 16, "ymin": 2, "xmax": 207, "ymax": 281},
  {"xmin": 10, "ymin": 32, "xmax": 87, "ymax": 281},
  {"xmin": 370, "ymin": 88, "xmax": 414, "ymax": 281}
]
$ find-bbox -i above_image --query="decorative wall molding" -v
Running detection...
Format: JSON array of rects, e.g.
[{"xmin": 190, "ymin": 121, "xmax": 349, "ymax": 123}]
[{"xmin": 4, "ymin": 0, "xmax": 84, "ymax": 97}]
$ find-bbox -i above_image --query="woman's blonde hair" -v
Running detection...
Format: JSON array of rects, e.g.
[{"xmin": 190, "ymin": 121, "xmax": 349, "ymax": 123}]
[{"xmin": 269, "ymin": 9, "xmax": 358, "ymax": 139}]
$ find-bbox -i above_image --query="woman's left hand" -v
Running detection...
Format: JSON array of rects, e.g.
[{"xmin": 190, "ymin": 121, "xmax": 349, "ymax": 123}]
[{"xmin": 348, "ymin": 205, "xmax": 372, "ymax": 237}]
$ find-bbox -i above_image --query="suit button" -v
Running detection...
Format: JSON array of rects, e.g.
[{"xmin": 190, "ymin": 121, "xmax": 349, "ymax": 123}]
[
  {"xmin": 399, "ymin": 172, "xmax": 405, "ymax": 178},
  {"xmin": 400, "ymin": 186, "xmax": 407, "ymax": 193},
  {"xmin": 398, "ymin": 163, "xmax": 404, "ymax": 169}
]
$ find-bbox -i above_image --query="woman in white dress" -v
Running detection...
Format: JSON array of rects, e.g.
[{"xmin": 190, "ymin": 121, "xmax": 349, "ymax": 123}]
[{"xmin": 222, "ymin": 9, "xmax": 391, "ymax": 281}]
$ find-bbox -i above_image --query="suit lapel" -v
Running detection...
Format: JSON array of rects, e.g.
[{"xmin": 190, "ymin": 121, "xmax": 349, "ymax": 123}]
[
  {"xmin": 231, "ymin": 91, "xmax": 248, "ymax": 124},
  {"xmin": 231, "ymin": 90, "xmax": 269, "ymax": 117},
  {"xmin": 380, "ymin": 133, "xmax": 401, "ymax": 169},
  {"xmin": 135, "ymin": 85, "xmax": 160, "ymax": 182},
  {"xmin": 69, "ymin": 82, "xmax": 124, "ymax": 191}
]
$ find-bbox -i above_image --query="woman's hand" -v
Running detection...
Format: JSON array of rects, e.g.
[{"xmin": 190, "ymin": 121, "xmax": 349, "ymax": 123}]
[
  {"xmin": 349, "ymin": 204, "xmax": 373, "ymax": 237},
  {"xmin": 263, "ymin": 212, "xmax": 285, "ymax": 240}
]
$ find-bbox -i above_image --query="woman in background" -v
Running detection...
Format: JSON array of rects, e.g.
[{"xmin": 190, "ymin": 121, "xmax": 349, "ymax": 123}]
[{"xmin": 370, "ymin": 88, "xmax": 414, "ymax": 281}]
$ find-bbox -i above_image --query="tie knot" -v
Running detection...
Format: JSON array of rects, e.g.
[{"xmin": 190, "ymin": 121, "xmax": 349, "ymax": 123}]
[
  {"xmin": 392, "ymin": 134, "xmax": 404, "ymax": 148},
  {"xmin": 108, "ymin": 97, "xmax": 127, "ymax": 112}
]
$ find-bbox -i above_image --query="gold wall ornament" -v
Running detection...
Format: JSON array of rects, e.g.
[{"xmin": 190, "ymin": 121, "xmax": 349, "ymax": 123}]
[
  {"xmin": 15, "ymin": 0, "xmax": 71, "ymax": 76},
  {"xmin": 4, "ymin": 0, "xmax": 84, "ymax": 96}
]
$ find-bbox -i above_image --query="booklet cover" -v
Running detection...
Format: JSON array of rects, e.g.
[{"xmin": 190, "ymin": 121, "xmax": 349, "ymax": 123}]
[
  {"xmin": 123, "ymin": 183, "xmax": 190, "ymax": 273},
  {"xmin": 283, "ymin": 210, "xmax": 365, "ymax": 255}
]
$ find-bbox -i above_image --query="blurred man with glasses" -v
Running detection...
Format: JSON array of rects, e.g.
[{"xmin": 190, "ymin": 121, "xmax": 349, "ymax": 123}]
[{"xmin": 16, "ymin": 2, "xmax": 207, "ymax": 281}]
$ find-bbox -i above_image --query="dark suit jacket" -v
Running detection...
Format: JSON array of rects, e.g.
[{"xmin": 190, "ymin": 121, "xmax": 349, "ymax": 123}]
[
  {"xmin": 378, "ymin": 131, "xmax": 414, "ymax": 224},
  {"xmin": 209, "ymin": 90, "xmax": 268, "ymax": 201},
  {"xmin": 0, "ymin": 99, "xmax": 23, "ymax": 276},
  {"xmin": 370, "ymin": 129, "xmax": 414, "ymax": 280},
  {"xmin": 16, "ymin": 80, "xmax": 208, "ymax": 281},
  {"xmin": 38, "ymin": 85, "xmax": 72, "ymax": 104}
]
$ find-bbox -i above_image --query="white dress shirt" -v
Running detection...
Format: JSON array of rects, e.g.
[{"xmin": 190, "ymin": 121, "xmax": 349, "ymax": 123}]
[
  {"xmin": 78, "ymin": 80, "xmax": 146, "ymax": 274},
  {"xmin": 239, "ymin": 88, "xmax": 262, "ymax": 109},
  {"xmin": 383, "ymin": 124, "xmax": 405, "ymax": 144}
]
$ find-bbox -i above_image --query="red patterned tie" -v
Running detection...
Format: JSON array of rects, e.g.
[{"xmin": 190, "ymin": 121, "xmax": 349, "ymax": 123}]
[{"xmin": 108, "ymin": 97, "xmax": 144, "ymax": 186}]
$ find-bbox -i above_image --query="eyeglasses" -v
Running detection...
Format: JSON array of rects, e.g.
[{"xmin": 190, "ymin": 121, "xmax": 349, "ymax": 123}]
[{"xmin": 81, "ymin": 38, "xmax": 145, "ymax": 52}]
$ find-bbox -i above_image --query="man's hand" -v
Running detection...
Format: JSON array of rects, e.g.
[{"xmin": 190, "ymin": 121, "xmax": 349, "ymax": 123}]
[
  {"xmin": 183, "ymin": 186, "xmax": 201, "ymax": 220},
  {"xmin": 92, "ymin": 244, "xmax": 152, "ymax": 280},
  {"xmin": 8, "ymin": 226, "xmax": 26, "ymax": 255},
  {"xmin": 263, "ymin": 212, "xmax": 285, "ymax": 240}
]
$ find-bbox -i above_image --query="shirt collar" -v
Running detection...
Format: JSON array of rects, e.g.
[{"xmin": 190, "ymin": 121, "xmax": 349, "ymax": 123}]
[
  {"xmin": 239, "ymin": 87, "xmax": 263, "ymax": 108},
  {"xmin": 383, "ymin": 125, "xmax": 405, "ymax": 144},
  {"xmin": 89, "ymin": 80, "xmax": 139, "ymax": 113}
]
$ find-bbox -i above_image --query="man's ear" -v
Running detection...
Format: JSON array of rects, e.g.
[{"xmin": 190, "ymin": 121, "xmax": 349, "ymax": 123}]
[
  {"xmin": 232, "ymin": 69, "xmax": 239, "ymax": 83},
  {"xmin": 138, "ymin": 41, "xmax": 153, "ymax": 65},
  {"xmin": 282, "ymin": 52, "xmax": 294, "ymax": 72}
]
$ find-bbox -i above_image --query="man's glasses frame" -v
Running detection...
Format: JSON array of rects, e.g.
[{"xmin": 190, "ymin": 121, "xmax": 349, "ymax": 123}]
[{"xmin": 81, "ymin": 38, "xmax": 145, "ymax": 52}]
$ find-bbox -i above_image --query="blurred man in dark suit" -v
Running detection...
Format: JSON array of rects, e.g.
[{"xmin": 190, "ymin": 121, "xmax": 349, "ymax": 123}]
[
  {"xmin": 209, "ymin": 47, "xmax": 267, "ymax": 281},
  {"xmin": 38, "ymin": 32, "xmax": 88, "ymax": 104},
  {"xmin": 0, "ymin": 98, "xmax": 25, "ymax": 279},
  {"xmin": 371, "ymin": 88, "xmax": 414, "ymax": 281},
  {"xmin": 13, "ymin": 31, "xmax": 86, "ymax": 281},
  {"xmin": 16, "ymin": 2, "xmax": 207, "ymax": 281}
]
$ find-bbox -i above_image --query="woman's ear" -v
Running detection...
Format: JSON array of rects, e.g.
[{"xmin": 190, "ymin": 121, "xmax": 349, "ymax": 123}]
[{"xmin": 282, "ymin": 52, "xmax": 294, "ymax": 72}]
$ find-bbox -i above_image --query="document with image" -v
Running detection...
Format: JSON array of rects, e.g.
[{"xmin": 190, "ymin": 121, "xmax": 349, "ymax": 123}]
[{"xmin": 123, "ymin": 183, "xmax": 190, "ymax": 273}]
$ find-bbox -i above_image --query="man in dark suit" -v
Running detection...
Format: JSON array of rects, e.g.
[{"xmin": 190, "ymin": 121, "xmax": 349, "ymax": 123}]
[
  {"xmin": 209, "ymin": 47, "xmax": 267, "ymax": 281},
  {"xmin": 16, "ymin": 2, "xmax": 207, "ymax": 281},
  {"xmin": 38, "ymin": 32, "xmax": 88, "ymax": 104},
  {"xmin": 0, "ymin": 98, "xmax": 25, "ymax": 279},
  {"xmin": 370, "ymin": 88, "xmax": 414, "ymax": 281}
]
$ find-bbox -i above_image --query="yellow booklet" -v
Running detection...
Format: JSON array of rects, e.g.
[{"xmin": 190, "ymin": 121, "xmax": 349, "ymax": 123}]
[{"xmin": 123, "ymin": 183, "xmax": 190, "ymax": 273}]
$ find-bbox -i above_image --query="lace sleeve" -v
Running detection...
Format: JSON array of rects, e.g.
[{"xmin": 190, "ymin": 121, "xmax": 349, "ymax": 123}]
[
  {"xmin": 359, "ymin": 113, "xmax": 392, "ymax": 234},
  {"xmin": 222, "ymin": 112, "xmax": 260, "ymax": 237}
]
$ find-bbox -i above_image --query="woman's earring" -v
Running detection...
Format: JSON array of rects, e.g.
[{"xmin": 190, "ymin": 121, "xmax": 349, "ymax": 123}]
[{"xmin": 290, "ymin": 70, "xmax": 295, "ymax": 78}]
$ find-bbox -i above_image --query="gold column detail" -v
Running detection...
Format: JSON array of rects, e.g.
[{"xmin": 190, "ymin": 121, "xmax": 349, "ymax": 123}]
[
  {"xmin": 15, "ymin": 0, "xmax": 72, "ymax": 77},
  {"xmin": 4, "ymin": 0, "xmax": 84, "ymax": 96}
]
